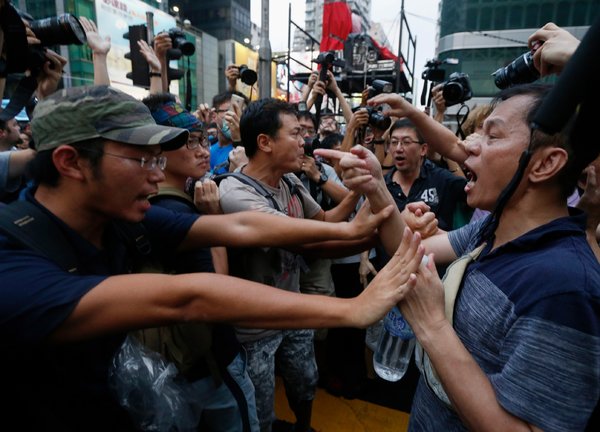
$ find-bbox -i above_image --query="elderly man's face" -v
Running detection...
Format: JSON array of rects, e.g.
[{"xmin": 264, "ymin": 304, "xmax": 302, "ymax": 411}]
[{"xmin": 462, "ymin": 95, "xmax": 533, "ymax": 211}]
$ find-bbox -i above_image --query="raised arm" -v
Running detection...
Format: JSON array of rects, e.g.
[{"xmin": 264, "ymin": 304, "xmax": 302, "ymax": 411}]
[
  {"xmin": 80, "ymin": 17, "xmax": 111, "ymax": 86},
  {"xmin": 368, "ymin": 93, "xmax": 469, "ymax": 165}
]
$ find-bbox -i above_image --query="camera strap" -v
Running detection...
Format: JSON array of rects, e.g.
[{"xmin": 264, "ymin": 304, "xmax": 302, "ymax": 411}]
[{"xmin": 0, "ymin": 74, "xmax": 37, "ymax": 122}]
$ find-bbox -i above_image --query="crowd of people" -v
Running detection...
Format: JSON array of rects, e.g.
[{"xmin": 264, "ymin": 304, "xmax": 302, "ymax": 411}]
[{"xmin": 0, "ymin": 5, "xmax": 598, "ymax": 432}]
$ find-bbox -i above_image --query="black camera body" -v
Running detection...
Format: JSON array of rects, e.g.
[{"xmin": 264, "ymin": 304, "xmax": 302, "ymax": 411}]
[
  {"xmin": 365, "ymin": 106, "xmax": 391, "ymax": 130},
  {"xmin": 442, "ymin": 72, "xmax": 473, "ymax": 107},
  {"xmin": 238, "ymin": 65, "xmax": 257, "ymax": 85},
  {"xmin": 1, "ymin": 4, "xmax": 86, "ymax": 77},
  {"xmin": 168, "ymin": 28, "xmax": 195, "ymax": 56},
  {"xmin": 492, "ymin": 51, "xmax": 540, "ymax": 89}
]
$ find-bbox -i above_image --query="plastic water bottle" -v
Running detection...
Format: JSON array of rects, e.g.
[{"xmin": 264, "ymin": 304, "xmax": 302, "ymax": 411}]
[{"xmin": 373, "ymin": 306, "xmax": 416, "ymax": 382}]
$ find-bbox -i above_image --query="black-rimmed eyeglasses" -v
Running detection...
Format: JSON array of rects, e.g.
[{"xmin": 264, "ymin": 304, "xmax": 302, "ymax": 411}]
[{"xmin": 186, "ymin": 136, "xmax": 209, "ymax": 150}]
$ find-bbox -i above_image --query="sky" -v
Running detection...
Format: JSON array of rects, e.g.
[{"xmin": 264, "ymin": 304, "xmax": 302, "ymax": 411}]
[{"xmin": 250, "ymin": 0, "xmax": 441, "ymax": 102}]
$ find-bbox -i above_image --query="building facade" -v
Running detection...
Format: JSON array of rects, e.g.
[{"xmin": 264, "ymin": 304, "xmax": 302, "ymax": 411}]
[{"xmin": 436, "ymin": 0, "xmax": 600, "ymax": 103}]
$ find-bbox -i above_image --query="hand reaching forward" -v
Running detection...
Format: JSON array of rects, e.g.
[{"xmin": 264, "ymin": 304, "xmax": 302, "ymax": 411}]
[
  {"xmin": 350, "ymin": 227, "xmax": 425, "ymax": 327},
  {"xmin": 346, "ymin": 200, "xmax": 394, "ymax": 240},
  {"xmin": 400, "ymin": 252, "xmax": 446, "ymax": 338},
  {"xmin": 314, "ymin": 146, "xmax": 382, "ymax": 195}
]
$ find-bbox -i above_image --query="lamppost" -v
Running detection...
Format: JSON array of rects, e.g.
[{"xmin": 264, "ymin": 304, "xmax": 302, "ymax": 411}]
[{"xmin": 258, "ymin": 0, "xmax": 271, "ymax": 99}]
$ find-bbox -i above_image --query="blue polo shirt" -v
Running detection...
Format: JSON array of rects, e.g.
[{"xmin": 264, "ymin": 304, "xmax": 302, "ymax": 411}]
[
  {"xmin": 409, "ymin": 210, "xmax": 600, "ymax": 431},
  {"xmin": 384, "ymin": 159, "xmax": 471, "ymax": 231},
  {"xmin": 0, "ymin": 191, "xmax": 198, "ymax": 430}
]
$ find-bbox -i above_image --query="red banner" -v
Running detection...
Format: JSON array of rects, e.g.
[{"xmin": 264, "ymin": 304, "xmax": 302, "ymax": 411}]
[{"xmin": 320, "ymin": 0, "xmax": 352, "ymax": 52}]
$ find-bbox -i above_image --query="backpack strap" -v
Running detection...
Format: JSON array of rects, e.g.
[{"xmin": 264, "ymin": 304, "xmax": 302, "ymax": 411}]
[
  {"xmin": 0, "ymin": 200, "xmax": 79, "ymax": 273},
  {"xmin": 214, "ymin": 171, "xmax": 304, "ymax": 213}
]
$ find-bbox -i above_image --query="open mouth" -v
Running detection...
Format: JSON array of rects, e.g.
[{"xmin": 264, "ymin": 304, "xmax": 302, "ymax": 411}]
[{"xmin": 464, "ymin": 168, "xmax": 477, "ymax": 193}]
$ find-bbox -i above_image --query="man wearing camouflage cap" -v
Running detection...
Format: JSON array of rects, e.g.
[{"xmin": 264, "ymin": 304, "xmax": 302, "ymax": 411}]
[{"xmin": 0, "ymin": 85, "xmax": 424, "ymax": 429}]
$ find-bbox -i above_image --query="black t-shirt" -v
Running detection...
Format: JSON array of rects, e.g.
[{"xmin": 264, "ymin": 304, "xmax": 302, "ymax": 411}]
[
  {"xmin": 384, "ymin": 159, "xmax": 471, "ymax": 231},
  {"xmin": 0, "ymin": 193, "xmax": 198, "ymax": 430}
]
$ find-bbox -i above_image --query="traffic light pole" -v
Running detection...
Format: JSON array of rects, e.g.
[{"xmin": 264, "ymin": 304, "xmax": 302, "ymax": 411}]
[{"xmin": 258, "ymin": 0, "xmax": 271, "ymax": 99}]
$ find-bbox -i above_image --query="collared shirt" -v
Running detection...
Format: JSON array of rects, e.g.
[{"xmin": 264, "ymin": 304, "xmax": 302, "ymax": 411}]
[
  {"xmin": 410, "ymin": 210, "xmax": 600, "ymax": 431},
  {"xmin": 384, "ymin": 159, "xmax": 470, "ymax": 231}
]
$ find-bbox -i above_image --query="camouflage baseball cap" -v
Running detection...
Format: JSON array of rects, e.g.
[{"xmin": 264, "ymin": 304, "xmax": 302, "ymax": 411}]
[{"xmin": 31, "ymin": 85, "xmax": 189, "ymax": 152}]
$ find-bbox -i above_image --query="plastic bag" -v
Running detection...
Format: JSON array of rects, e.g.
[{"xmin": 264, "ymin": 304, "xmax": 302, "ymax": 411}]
[{"xmin": 108, "ymin": 334, "xmax": 204, "ymax": 431}]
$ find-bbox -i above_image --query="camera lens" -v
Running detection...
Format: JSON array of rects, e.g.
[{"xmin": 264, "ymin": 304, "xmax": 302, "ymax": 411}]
[
  {"xmin": 492, "ymin": 51, "xmax": 540, "ymax": 89},
  {"xmin": 168, "ymin": 29, "xmax": 195, "ymax": 56},
  {"xmin": 239, "ymin": 65, "xmax": 258, "ymax": 86},
  {"xmin": 30, "ymin": 14, "xmax": 86, "ymax": 46},
  {"xmin": 442, "ymin": 81, "xmax": 464, "ymax": 106},
  {"xmin": 367, "ymin": 108, "xmax": 391, "ymax": 130}
]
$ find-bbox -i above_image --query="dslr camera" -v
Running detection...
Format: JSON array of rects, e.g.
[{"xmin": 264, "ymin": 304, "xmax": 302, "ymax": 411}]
[
  {"xmin": 492, "ymin": 51, "xmax": 540, "ymax": 89},
  {"xmin": 0, "ymin": 3, "xmax": 86, "ymax": 78},
  {"xmin": 168, "ymin": 28, "xmax": 195, "ymax": 56},
  {"xmin": 441, "ymin": 72, "xmax": 473, "ymax": 107},
  {"xmin": 238, "ymin": 65, "xmax": 257, "ymax": 86},
  {"xmin": 365, "ymin": 106, "xmax": 391, "ymax": 130}
]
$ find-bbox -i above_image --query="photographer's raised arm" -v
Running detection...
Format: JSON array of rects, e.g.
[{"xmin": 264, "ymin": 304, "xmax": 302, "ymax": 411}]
[{"xmin": 367, "ymin": 93, "xmax": 469, "ymax": 165}]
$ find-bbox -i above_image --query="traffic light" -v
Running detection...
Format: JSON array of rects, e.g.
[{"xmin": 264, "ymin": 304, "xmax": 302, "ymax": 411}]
[
  {"xmin": 123, "ymin": 24, "xmax": 149, "ymax": 87},
  {"xmin": 165, "ymin": 47, "xmax": 184, "ymax": 82}
]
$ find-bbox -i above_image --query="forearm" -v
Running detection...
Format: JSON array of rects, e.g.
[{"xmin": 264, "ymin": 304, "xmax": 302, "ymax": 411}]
[
  {"xmin": 92, "ymin": 53, "xmax": 110, "ymax": 85},
  {"xmin": 367, "ymin": 183, "xmax": 405, "ymax": 255},
  {"xmin": 183, "ymin": 211, "xmax": 356, "ymax": 249},
  {"xmin": 50, "ymin": 272, "xmax": 356, "ymax": 343},
  {"xmin": 418, "ymin": 321, "xmax": 537, "ymax": 432},
  {"xmin": 297, "ymin": 236, "xmax": 375, "ymax": 259},
  {"xmin": 586, "ymin": 229, "xmax": 600, "ymax": 263},
  {"xmin": 322, "ymin": 191, "xmax": 360, "ymax": 222},
  {"xmin": 210, "ymin": 247, "xmax": 229, "ymax": 274},
  {"xmin": 407, "ymin": 110, "xmax": 468, "ymax": 164},
  {"xmin": 8, "ymin": 149, "xmax": 36, "ymax": 178},
  {"xmin": 373, "ymin": 142, "xmax": 387, "ymax": 165},
  {"xmin": 335, "ymin": 88, "xmax": 352, "ymax": 123},
  {"xmin": 321, "ymin": 179, "xmax": 350, "ymax": 204},
  {"xmin": 340, "ymin": 126, "xmax": 357, "ymax": 152}
]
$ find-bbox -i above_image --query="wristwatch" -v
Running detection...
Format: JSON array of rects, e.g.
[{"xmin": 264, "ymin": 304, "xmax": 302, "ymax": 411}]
[{"xmin": 317, "ymin": 172, "xmax": 329, "ymax": 186}]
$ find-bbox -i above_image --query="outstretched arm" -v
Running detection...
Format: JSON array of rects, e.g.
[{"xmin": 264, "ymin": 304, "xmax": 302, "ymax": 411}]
[
  {"xmin": 180, "ymin": 201, "xmax": 394, "ymax": 250},
  {"xmin": 48, "ymin": 227, "xmax": 425, "ymax": 343}
]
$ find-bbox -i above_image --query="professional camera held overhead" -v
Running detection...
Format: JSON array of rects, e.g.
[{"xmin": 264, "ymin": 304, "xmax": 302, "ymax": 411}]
[
  {"xmin": 0, "ymin": 1, "xmax": 86, "ymax": 121},
  {"xmin": 421, "ymin": 58, "xmax": 473, "ymax": 108},
  {"xmin": 492, "ymin": 41, "xmax": 543, "ymax": 89}
]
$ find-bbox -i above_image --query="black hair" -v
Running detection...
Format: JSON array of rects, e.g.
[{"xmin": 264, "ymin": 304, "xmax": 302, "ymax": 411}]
[
  {"xmin": 389, "ymin": 118, "xmax": 425, "ymax": 144},
  {"xmin": 297, "ymin": 111, "xmax": 317, "ymax": 130},
  {"xmin": 212, "ymin": 90, "xmax": 249, "ymax": 108},
  {"xmin": 141, "ymin": 93, "xmax": 177, "ymax": 112},
  {"xmin": 28, "ymin": 138, "xmax": 106, "ymax": 187},
  {"xmin": 319, "ymin": 133, "xmax": 344, "ymax": 150},
  {"xmin": 240, "ymin": 98, "xmax": 298, "ymax": 158}
]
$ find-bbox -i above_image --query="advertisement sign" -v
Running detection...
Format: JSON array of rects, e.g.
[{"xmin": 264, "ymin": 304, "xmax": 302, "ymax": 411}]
[{"xmin": 95, "ymin": 0, "xmax": 177, "ymax": 98}]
